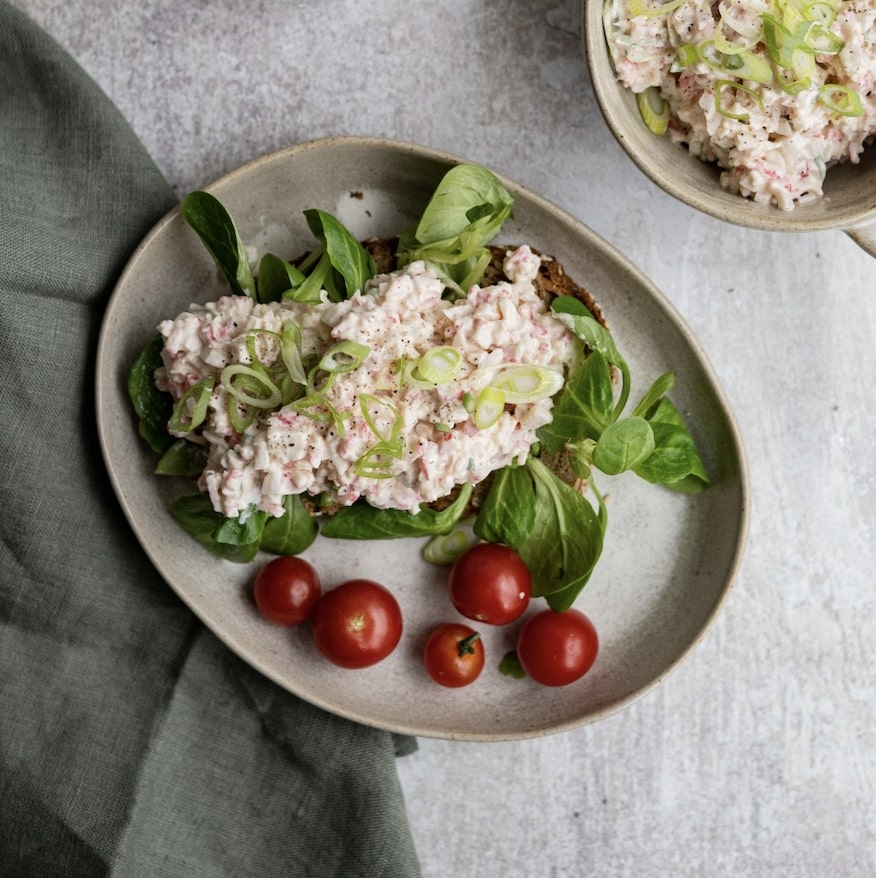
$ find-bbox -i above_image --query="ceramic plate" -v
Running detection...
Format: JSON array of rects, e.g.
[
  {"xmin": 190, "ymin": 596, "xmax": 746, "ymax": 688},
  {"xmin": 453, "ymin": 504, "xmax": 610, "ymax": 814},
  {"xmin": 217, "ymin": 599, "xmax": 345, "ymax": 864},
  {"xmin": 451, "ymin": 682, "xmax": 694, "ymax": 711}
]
[{"xmin": 96, "ymin": 136, "xmax": 749, "ymax": 741}]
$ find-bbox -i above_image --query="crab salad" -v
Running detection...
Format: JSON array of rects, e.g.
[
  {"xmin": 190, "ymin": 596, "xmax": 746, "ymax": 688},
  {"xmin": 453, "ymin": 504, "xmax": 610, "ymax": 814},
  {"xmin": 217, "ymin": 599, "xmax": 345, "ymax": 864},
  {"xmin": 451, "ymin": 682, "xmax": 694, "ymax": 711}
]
[
  {"xmin": 604, "ymin": 0, "xmax": 876, "ymax": 209},
  {"xmin": 157, "ymin": 246, "xmax": 577, "ymax": 519}
]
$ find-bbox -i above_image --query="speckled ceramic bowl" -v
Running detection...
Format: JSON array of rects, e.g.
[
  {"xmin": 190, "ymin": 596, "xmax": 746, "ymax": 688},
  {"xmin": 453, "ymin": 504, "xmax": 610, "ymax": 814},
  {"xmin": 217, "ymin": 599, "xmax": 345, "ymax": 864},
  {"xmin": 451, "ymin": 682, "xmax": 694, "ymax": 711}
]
[
  {"xmin": 583, "ymin": 0, "xmax": 876, "ymax": 257},
  {"xmin": 96, "ymin": 136, "xmax": 749, "ymax": 740}
]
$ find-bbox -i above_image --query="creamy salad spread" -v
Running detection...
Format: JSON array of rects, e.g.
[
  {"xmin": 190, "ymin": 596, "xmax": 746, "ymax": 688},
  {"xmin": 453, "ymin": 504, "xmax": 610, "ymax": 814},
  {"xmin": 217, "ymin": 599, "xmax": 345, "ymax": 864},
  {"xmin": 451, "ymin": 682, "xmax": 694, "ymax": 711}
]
[
  {"xmin": 604, "ymin": 0, "xmax": 876, "ymax": 208},
  {"xmin": 157, "ymin": 246, "xmax": 576, "ymax": 518}
]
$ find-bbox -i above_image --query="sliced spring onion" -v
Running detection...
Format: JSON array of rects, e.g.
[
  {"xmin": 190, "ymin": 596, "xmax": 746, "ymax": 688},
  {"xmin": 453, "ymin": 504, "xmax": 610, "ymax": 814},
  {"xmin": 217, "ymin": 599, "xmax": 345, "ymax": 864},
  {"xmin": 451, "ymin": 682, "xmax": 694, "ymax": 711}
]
[
  {"xmin": 244, "ymin": 328, "xmax": 281, "ymax": 366},
  {"xmin": 280, "ymin": 320, "xmax": 308, "ymax": 386},
  {"xmin": 220, "ymin": 365, "xmax": 282, "ymax": 409},
  {"xmin": 473, "ymin": 386, "xmax": 505, "ymax": 429},
  {"xmin": 277, "ymin": 374, "xmax": 305, "ymax": 407},
  {"xmin": 801, "ymin": 21, "xmax": 844, "ymax": 54},
  {"xmin": 462, "ymin": 391, "xmax": 475, "ymax": 413},
  {"xmin": 716, "ymin": 79, "xmax": 765, "ymax": 122},
  {"xmin": 247, "ymin": 328, "xmax": 297, "ymax": 395},
  {"xmin": 718, "ymin": 0, "xmax": 766, "ymax": 40},
  {"xmin": 354, "ymin": 438, "xmax": 405, "ymax": 479},
  {"xmin": 783, "ymin": 48, "xmax": 816, "ymax": 92},
  {"xmin": 359, "ymin": 393, "xmax": 403, "ymax": 442},
  {"xmin": 422, "ymin": 523, "xmax": 478, "ymax": 565},
  {"xmin": 805, "ymin": 1, "xmax": 837, "ymax": 26},
  {"xmin": 762, "ymin": 12, "xmax": 844, "ymax": 65},
  {"xmin": 674, "ymin": 43, "xmax": 699, "ymax": 69},
  {"xmin": 636, "ymin": 86, "xmax": 671, "ymax": 136},
  {"xmin": 318, "ymin": 340, "xmax": 370, "ymax": 374},
  {"xmin": 489, "ymin": 365, "xmax": 564, "ymax": 403},
  {"xmin": 761, "ymin": 13, "xmax": 799, "ymax": 68},
  {"xmin": 713, "ymin": 20, "xmax": 757, "ymax": 55},
  {"xmin": 729, "ymin": 50, "xmax": 774, "ymax": 84},
  {"xmin": 396, "ymin": 356, "xmax": 439, "ymax": 390},
  {"xmin": 229, "ymin": 399, "xmax": 256, "ymax": 434},
  {"xmin": 779, "ymin": 1, "xmax": 807, "ymax": 34},
  {"xmin": 818, "ymin": 84, "xmax": 864, "ymax": 116},
  {"xmin": 306, "ymin": 364, "xmax": 337, "ymax": 397},
  {"xmin": 168, "ymin": 376, "xmax": 215, "ymax": 433},
  {"xmin": 774, "ymin": 65, "xmax": 812, "ymax": 94},
  {"xmin": 292, "ymin": 394, "xmax": 348, "ymax": 436},
  {"xmin": 698, "ymin": 40, "xmax": 773, "ymax": 84},
  {"xmin": 414, "ymin": 346, "xmax": 463, "ymax": 384}
]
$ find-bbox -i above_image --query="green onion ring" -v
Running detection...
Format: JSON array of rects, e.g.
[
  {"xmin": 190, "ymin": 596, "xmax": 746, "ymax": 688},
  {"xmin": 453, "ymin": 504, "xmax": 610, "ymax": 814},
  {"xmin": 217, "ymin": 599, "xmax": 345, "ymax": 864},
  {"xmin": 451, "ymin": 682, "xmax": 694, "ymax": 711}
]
[
  {"xmin": 473, "ymin": 386, "xmax": 505, "ymax": 429},
  {"xmin": 716, "ymin": 79, "xmax": 765, "ymax": 122},
  {"xmin": 220, "ymin": 364, "xmax": 282, "ymax": 409},
  {"xmin": 818, "ymin": 83, "xmax": 864, "ymax": 116},
  {"xmin": 168, "ymin": 376, "xmax": 215, "ymax": 433},
  {"xmin": 414, "ymin": 345, "xmax": 463, "ymax": 384}
]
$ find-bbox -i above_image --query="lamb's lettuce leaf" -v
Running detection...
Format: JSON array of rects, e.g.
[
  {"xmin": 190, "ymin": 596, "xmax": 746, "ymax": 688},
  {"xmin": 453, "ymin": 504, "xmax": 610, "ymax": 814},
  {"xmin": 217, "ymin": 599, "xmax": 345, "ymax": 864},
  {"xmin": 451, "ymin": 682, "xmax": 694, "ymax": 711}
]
[
  {"xmin": 321, "ymin": 484, "xmax": 473, "ymax": 540},
  {"xmin": 127, "ymin": 335, "xmax": 174, "ymax": 455},
  {"xmin": 181, "ymin": 191, "xmax": 256, "ymax": 299},
  {"xmin": 397, "ymin": 164, "xmax": 513, "ymax": 294},
  {"xmin": 286, "ymin": 209, "xmax": 376, "ymax": 303},
  {"xmin": 256, "ymin": 253, "xmax": 306, "ymax": 303}
]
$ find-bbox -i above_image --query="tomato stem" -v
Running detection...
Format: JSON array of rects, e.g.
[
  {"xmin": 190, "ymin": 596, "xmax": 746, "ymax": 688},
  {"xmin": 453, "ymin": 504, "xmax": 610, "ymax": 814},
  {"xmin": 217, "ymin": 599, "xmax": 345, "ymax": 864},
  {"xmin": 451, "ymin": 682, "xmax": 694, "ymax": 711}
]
[{"xmin": 457, "ymin": 632, "xmax": 481, "ymax": 656}]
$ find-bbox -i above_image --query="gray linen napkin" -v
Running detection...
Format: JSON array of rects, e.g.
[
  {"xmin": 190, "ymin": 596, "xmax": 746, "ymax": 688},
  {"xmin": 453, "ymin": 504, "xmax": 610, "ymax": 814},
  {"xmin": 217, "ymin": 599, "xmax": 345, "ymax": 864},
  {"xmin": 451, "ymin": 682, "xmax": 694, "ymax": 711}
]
[{"xmin": 0, "ymin": 3, "xmax": 420, "ymax": 875}]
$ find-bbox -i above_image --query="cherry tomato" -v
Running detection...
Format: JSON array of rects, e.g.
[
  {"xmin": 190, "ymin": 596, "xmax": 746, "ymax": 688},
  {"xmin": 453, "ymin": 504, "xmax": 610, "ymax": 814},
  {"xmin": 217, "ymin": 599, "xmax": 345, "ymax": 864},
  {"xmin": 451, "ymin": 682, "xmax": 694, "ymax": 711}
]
[
  {"xmin": 311, "ymin": 579, "xmax": 403, "ymax": 669},
  {"xmin": 252, "ymin": 556, "xmax": 321, "ymax": 625},
  {"xmin": 448, "ymin": 543, "xmax": 531, "ymax": 625},
  {"xmin": 516, "ymin": 608, "xmax": 599, "ymax": 686},
  {"xmin": 423, "ymin": 623, "xmax": 485, "ymax": 688}
]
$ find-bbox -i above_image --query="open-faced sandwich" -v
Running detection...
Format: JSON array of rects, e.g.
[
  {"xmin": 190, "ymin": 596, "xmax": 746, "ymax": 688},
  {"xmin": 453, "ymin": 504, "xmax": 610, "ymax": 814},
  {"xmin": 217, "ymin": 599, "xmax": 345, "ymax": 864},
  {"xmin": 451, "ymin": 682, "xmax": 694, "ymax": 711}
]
[{"xmin": 129, "ymin": 164, "xmax": 708, "ymax": 610}]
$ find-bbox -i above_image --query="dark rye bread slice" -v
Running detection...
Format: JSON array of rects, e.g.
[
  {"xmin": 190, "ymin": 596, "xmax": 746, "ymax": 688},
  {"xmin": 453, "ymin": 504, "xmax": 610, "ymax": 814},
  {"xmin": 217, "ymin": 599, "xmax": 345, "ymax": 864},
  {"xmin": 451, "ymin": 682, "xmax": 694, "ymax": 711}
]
[{"xmin": 302, "ymin": 238, "xmax": 607, "ymax": 517}]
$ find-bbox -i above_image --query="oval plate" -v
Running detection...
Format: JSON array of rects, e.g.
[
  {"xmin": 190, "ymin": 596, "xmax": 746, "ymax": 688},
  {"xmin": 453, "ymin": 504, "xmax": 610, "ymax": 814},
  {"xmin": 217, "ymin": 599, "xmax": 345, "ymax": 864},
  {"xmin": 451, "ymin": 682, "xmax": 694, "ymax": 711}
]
[{"xmin": 96, "ymin": 136, "xmax": 749, "ymax": 740}]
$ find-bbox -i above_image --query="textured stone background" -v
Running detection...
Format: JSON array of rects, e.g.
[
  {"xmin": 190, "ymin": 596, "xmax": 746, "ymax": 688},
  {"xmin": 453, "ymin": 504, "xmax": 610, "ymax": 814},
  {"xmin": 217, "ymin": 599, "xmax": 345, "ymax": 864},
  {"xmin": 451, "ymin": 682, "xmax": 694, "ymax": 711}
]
[{"xmin": 13, "ymin": 0, "xmax": 875, "ymax": 874}]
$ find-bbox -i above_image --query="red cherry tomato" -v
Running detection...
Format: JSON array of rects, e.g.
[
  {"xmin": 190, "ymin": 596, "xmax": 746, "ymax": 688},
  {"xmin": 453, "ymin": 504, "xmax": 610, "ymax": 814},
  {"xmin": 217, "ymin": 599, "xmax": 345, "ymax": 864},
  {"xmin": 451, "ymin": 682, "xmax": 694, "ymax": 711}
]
[
  {"xmin": 448, "ymin": 543, "xmax": 531, "ymax": 625},
  {"xmin": 516, "ymin": 608, "xmax": 599, "ymax": 686},
  {"xmin": 252, "ymin": 556, "xmax": 321, "ymax": 625},
  {"xmin": 311, "ymin": 579, "xmax": 403, "ymax": 669},
  {"xmin": 423, "ymin": 623, "xmax": 485, "ymax": 688}
]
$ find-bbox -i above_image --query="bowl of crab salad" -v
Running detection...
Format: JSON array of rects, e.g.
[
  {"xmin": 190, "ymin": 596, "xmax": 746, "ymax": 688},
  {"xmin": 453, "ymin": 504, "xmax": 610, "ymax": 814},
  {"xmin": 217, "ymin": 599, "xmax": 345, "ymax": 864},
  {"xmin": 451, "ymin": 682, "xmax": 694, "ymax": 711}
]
[
  {"xmin": 585, "ymin": 0, "xmax": 876, "ymax": 255},
  {"xmin": 96, "ymin": 137, "xmax": 748, "ymax": 739}
]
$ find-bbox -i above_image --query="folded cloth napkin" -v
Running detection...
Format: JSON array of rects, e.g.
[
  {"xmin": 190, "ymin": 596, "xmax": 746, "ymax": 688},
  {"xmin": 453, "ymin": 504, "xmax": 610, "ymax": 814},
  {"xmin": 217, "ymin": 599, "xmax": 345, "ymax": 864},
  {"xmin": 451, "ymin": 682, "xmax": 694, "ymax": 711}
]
[{"xmin": 0, "ymin": 3, "xmax": 420, "ymax": 876}]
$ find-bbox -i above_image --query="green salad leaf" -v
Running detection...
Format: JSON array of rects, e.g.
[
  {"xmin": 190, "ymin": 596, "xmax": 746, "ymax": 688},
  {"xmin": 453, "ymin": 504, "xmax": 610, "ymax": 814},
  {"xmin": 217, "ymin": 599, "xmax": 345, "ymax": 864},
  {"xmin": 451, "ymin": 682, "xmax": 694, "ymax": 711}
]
[
  {"xmin": 170, "ymin": 495, "xmax": 262, "ymax": 563},
  {"xmin": 551, "ymin": 297, "xmax": 631, "ymax": 419},
  {"xmin": 397, "ymin": 164, "xmax": 513, "ymax": 294},
  {"xmin": 472, "ymin": 465, "xmax": 536, "ymax": 549},
  {"xmin": 181, "ymin": 191, "xmax": 256, "ymax": 299},
  {"xmin": 321, "ymin": 484, "xmax": 473, "ymax": 540},
  {"xmin": 260, "ymin": 494, "xmax": 319, "ymax": 555},
  {"xmin": 127, "ymin": 335, "xmax": 174, "ymax": 455},
  {"xmin": 154, "ymin": 439, "xmax": 207, "ymax": 476},
  {"xmin": 591, "ymin": 416, "xmax": 655, "ymax": 475},
  {"xmin": 537, "ymin": 348, "xmax": 615, "ymax": 453},
  {"xmin": 498, "ymin": 650, "xmax": 526, "ymax": 679},
  {"xmin": 516, "ymin": 458, "xmax": 606, "ymax": 612},
  {"xmin": 634, "ymin": 397, "xmax": 710, "ymax": 493},
  {"xmin": 256, "ymin": 252, "xmax": 306, "ymax": 303},
  {"xmin": 287, "ymin": 209, "xmax": 376, "ymax": 303}
]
